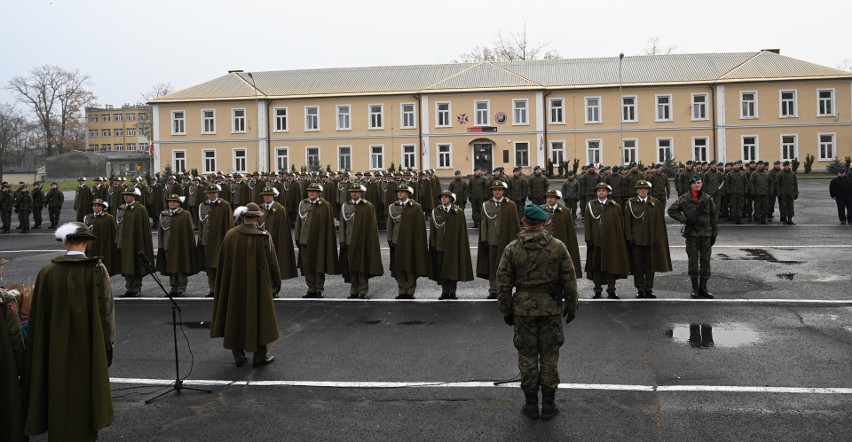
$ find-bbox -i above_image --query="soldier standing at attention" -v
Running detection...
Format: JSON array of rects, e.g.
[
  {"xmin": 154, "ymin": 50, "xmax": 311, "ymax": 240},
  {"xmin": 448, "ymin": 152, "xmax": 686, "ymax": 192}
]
[
  {"xmin": 388, "ymin": 185, "xmax": 430, "ymax": 299},
  {"xmin": 198, "ymin": 184, "xmax": 234, "ymax": 298},
  {"xmin": 339, "ymin": 184, "xmax": 383, "ymax": 299},
  {"xmin": 768, "ymin": 160, "xmax": 781, "ymax": 221},
  {"xmin": 560, "ymin": 171, "xmax": 580, "ymax": 221},
  {"xmin": 497, "ymin": 204, "xmax": 578, "ymax": 420},
  {"xmin": 83, "ymin": 199, "xmax": 120, "ymax": 276},
  {"xmin": 1, "ymin": 182, "xmax": 14, "ymax": 233},
  {"xmin": 429, "ymin": 190, "xmax": 473, "ymax": 299},
  {"xmin": 295, "ymin": 183, "xmax": 338, "ymax": 298},
  {"xmin": 44, "ymin": 182, "xmax": 64, "ymax": 229},
  {"xmin": 580, "ymin": 164, "xmax": 601, "ymax": 214},
  {"xmin": 107, "ymin": 177, "xmax": 124, "ymax": 213},
  {"xmin": 725, "ymin": 161, "xmax": 747, "ymax": 224},
  {"xmin": 527, "ymin": 165, "xmax": 549, "ymax": 206},
  {"xmin": 541, "ymin": 189, "xmax": 582, "ymax": 278},
  {"xmin": 668, "ymin": 176, "xmax": 718, "ymax": 299},
  {"xmin": 115, "ymin": 188, "xmax": 154, "ymax": 297},
  {"xmin": 648, "ymin": 164, "xmax": 671, "ymax": 213},
  {"xmin": 24, "ymin": 222, "xmax": 115, "ymax": 441},
  {"xmin": 146, "ymin": 177, "xmax": 165, "ymax": 229},
  {"xmin": 477, "ymin": 181, "xmax": 521, "ymax": 299},
  {"xmin": 749, "ymin": 161, "xmax": 772, "ymax": 224},
  {"xmin": 583, "ymin": 183, "xmax": 629, "ymax": 298},
  {"xmin": 508, "ymin": 166, "xmax": 529, "ymax": 219},
  {"xmin": 258, "ymin": 186, "xmax": 298, "ymax": 286},
  {"xmin": 210, "ymin": 203, "xmax": 279, "ymax": 368},
  {"xmin": 776, "ymin": 160, "xmax": 799, "ymax": 225},
  {"xmin": 13, "ymin": 185, "xmax": 33, "ymax": 234},
  {"xmin": 829, "ymin": 168, "xmax": 852, "ymax": 224},
  {"xmin": 156, "ymin": 195, "xmax": 200, "ymax": 297},
  {"xmin": 30, "ymin": 182, "xmax": 44, "ymax": 229},
  {"xmin": 624, "ymin": 180, "xmax": 672, "ymax": 298},
  {"xmin": 447, "ymin": 170, "xmax": 469, "ymax": 209},
  {"xmin": 73, "ymin": 177, "xmax": 91, "ymax": 222},
  {"xmin": 677, "ymin": 161, "xmax": 695, "ymax": 197},
  {"xmin": 701, "ymin": 161, "xmax": 724, "ymax": 216},
  {"xmin": 468, "ymin": 167, "xmax": 490, "ymax": 228}
]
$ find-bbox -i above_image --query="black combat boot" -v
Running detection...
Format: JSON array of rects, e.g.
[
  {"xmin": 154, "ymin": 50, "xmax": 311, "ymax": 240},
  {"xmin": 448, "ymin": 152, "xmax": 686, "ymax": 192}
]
[
  {"xmin": 690, "ymin": 277, "xmax": 700, "ymax": 298},
  {"xmin": 698, "ymin": 279, "xmax": 714, "ymax": 299},
  {"xmin": 644, "ymin": 290, "xmax": 657, "ymax": 299},
  {"xmin": 522, "ymin": 390, "xmax": 540, "ymax": 419},
  {"xmin": 540, "ymin": 387, "xmax": 559, "ymax": 420},
  {"xmin": 780, "ymin": 216, "xmax": 787, "ymax": 224},
  {"xmin": 786, "ymin": 217, "xmax": 795, "ymax": 225}
]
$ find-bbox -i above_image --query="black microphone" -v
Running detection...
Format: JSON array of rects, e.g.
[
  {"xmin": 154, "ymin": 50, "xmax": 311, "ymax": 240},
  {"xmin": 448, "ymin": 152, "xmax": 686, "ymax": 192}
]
[{"xmin": 137, "ymin": 251, "xmax": 152, "ymax": 266}]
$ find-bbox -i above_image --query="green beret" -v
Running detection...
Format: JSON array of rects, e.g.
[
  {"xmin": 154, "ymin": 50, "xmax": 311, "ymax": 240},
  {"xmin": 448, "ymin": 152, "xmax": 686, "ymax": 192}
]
[
  {"xmin": 523, "ymin": 204, "xmax": 548, "ymax": 222},
  {"xmin": 689, "ymin": 175, "xmax": 702, "ymax": 184},
  {"xmin": 782, "ymin": 160, "xmax": 790, "ymax": 166}
]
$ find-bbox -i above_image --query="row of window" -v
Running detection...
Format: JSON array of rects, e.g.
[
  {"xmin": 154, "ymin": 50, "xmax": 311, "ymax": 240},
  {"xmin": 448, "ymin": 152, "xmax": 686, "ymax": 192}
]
[
  {"xmin": 89, "ymin": 128, "xmax": 137, "ymax": 137},
  {"xmin": 88, "ymin": 143, "xmax": 140, "ymax": 152},
  {"xmin": 88, "ymin": 113, "xmax": 148, "ymax": 123}
]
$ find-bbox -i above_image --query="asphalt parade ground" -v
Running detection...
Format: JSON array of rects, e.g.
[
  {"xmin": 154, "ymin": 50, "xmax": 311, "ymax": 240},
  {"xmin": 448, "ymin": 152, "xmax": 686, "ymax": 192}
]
[{"xmin": 2, "ymin": 178, "xmax": 850, "ymax": 441}]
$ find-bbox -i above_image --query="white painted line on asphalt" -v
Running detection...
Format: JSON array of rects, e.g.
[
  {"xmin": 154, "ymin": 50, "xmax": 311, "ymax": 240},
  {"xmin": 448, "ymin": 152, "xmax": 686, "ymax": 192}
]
[
  {"xmin": 109, "ymin": 377, "xmax": 852, "ymax": 394},
  {"xmin": 116, "ymin": 297, "xmax": 852, "ymax": 305}
]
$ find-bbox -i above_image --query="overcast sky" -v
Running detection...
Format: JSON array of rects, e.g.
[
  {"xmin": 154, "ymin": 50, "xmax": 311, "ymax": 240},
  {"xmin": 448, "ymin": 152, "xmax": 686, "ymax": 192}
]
[{"xmin": 3, "ymin": 0, "xmax": 850, "ymax": 107}]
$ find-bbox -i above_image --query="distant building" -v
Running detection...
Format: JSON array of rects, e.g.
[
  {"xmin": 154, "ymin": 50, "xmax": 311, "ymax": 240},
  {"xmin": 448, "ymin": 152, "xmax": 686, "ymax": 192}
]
[
  {"xmin": 1, "ymin": 166, "xmax": 46, "ymax": 184},
  {"xmin": 85, "ymin": 104, "xmax": 152, "ymax": 155},
  {"xmin": 150, "ymin": 51, "xmax": 852, "ymax": 176},
  {"xmin": 44, "ymin": 150, "xmax": 152, "ymax": 181}
]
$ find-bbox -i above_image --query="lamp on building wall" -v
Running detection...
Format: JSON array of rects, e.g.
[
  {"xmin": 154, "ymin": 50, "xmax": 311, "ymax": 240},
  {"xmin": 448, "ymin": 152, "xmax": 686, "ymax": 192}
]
[{"xmin": 618, "ymin": 53, "xmax": 624, "ymax": 165}]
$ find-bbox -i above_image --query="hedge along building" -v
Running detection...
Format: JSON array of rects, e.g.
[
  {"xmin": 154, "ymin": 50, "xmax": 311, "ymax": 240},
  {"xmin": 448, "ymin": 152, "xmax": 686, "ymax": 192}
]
[{"xmin": 149, "ymin": 51, "xmax": 852, "ymax": 176}]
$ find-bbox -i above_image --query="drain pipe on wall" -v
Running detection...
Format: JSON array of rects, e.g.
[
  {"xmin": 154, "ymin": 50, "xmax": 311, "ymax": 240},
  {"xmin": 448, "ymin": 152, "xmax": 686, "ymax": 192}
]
[
  {"xmin": 414, "ymin": 94, "xmax": 422, "ymax": 169},
  {"xmin": 709, "ymin": 84, "xmax": 717, "ymax": 162}
]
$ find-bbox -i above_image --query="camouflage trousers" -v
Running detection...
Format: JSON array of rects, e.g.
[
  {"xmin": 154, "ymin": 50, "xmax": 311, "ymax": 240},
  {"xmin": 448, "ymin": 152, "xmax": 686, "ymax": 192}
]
[
  {"xmin": 1, "ymin": 208, "xmax": 11, "ymax": 228},
  {"xmin": 778, "ymin": 195, "xmax": 796, "ymax": 220},
  {"xmin": 685, "ymin": 236, "xmax": 712, "ymax": 278},
  {"xmin": 470, "ymin": 199, "xmax": 482, "ymax": 225},
  {"xmin": 752, "ymin": 195, "xmax": 769, "ymax": 222},
  {"xmin": 513, "ymin": 315, "xmax": 564, "ymax": 391},
  {"xmin": 720, "ymin": 194, "xmax": 730, "ymax": 218},
  {"xmin": 728, "ymin": 194, "xmax": 744, "ymax": 222}
]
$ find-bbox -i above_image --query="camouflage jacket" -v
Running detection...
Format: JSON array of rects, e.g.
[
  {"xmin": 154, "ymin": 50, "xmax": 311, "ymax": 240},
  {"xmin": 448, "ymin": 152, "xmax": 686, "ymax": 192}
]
[
  {"xmin": 447, "ymin": 178, "xmax": 469, "ymax": 204},
  {"xmin": 14, "ymin": 192, "xmax": 33, "ymax": 212},
  {"xmin": 468, "ymin": 175, "xmax": 490, "ymax": 201},
  {"xmin": 561, "ymin": 179, "xmax": 580, "ymax": 200},
  {"xmin": 507, "ymin": 175, "xmax": 528, "ymax": 202},
  {"xmin": 527, "ymin": 174, "xmax": 549, "ymax": 203},
  {"xmin": 46, "ymin": 188, "xmax": 65, "ymax": 208},
  {"xmin": 497, "ymin": 228, "xmax": 578, "ymax": 317},
  {"xmin": 776, "ymin": 170, "xmax": 798, "ymax": 197},
  {"xmin": 668, "ymin": 191, "xmax": 718, "ymax": 238},
  {"xmin": 724, "ymin": 169, "xmax": 748, "ymax": 195},
  {"xmin": 749, "ymin": 170, "xmax": 772, "ymax": 195}
]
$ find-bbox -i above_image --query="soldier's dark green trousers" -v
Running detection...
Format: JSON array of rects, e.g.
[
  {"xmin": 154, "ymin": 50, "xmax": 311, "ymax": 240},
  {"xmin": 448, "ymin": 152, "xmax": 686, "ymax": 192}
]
[
  {"xmin": 514, "ymin": 315, "xmax": 564, "ymax": 391},
  {"xmin": 779, "ymin": 195, "xmax": 795, "ymax": 220},
  {"xmin": 470, "ymin": 199, "xmax": 482, "ymax": 226},
  {"xmin": 729, "ymin": 195, "xmax": 744, "ymax": 222},
  {"xmin": 685, "ymin": 236, "xmax": 712, "ymax": 278}
]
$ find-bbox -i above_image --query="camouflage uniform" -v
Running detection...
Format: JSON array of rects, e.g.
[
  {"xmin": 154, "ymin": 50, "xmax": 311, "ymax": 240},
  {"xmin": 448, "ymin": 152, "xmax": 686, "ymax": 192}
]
[
  {"xmin": 447, "ymin": 176, "xmax": 469, "ymax": 209},
  {"xmin": 468, "ymin": 173, "xmax": 490, "ymax": 227},
  {"xmin": 507, "ymin": 173, "xmax": 528, "ymax": 219},
  {"xmin": 45, "ymin": 185, "xmax": 65, "ymax": 228},
  {"xmin": 724, "ymin": 166, "xmax": 747, "ymax": 223},
  {"xmin": 668, "ymin": 186, "xmax": 719, "ymax": 298},
  {"xmin": 13, "ymin": 189, "xmax": 33, "ymax": 233},
  {"xmin": 497, "ymin": 225, "xmax": 577, "ymax": 418},
  {"xmin": 748, "ymin": 167, "xmax": 772, "ymax": 224},
  {"xmin": 648, "ymin": 170, "xmax": 671, "ymax": 212},
  {"xmin": 776, "ymin": 167, "xmax": 799, "ymax": 224},
  {"xmin": 30, "ymin": 184, "xmax": 45, "ymax": 228},
  {"xmin": 0, "ymin": 185, "xmax": 13, "ymax": 233},
  {"xmin": 527, "ymin": 171, "xmax": 549, "ymax": 206},
  {"xmin": 701, "ymin": 168, "xmax": 724, "ymax": 215},
  {"xmin": 560, "ymin": 177, "xmax": 580, "ymax": 220}
]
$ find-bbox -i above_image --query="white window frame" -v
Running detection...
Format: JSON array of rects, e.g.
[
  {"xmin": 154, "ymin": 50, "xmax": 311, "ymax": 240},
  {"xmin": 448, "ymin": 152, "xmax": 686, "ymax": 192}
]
[
  {"xmin": 817, "ymin": 89, "xmax": 835, "ymax": 116},
  {"xmin": 337, "ymin": 105, "xmax": 351, "ymax": 131},
  {"xmin": 622, "ymin": 138, "xmax": 638, "ymax": 164},
  {"xmin": 512, "ymin": 99, "xmax": 529, "ymax": 125},
  {"xmin": 779, "ymin": 90, "xmax": 797, "ymax": 118},
  {"xmin": 585, "ymin": 97, "xmax": 601, "ymax": 123},
  {"xmin": 656, "ymin": 138, "xmax": 673, "ymax": 164},
  {"xmin": 436, "ymin": 102, "xmax": 451, "ymax": 128},
  {"xmin": 692, "ymin": 93, "xmax": 708, "ymax": 121},
  {"xmin": 171, "ymin": 110, "xmax": 185, "ymax": 135},
  {"xmin": 741, "ymin": 135, "xmax": 759, "ymax": 162},
  {"xmin": 402, "ymin": 144, "xmax": 417, "ymax": 169},
  {"xmin": 114, "ymin": 113, "xmax": 123, "ymax": 122},
  {"xmin": 780, "ymin": 134, "xmax": 798, "ymax": 162},
  {"xmin": 274, "ymin": 147, "xmax": 289, "ymax": 172},
  {"xmin": 101, "ymin": 144, "xmax": 111, "ymax": 151},
  {"xmin": 89, "ymin": 115, "xmax": 99, "ymax": 123},
  {"xmin": 127, "ymin": 143, "xmax": 136, "ymax": 151},
  {"xmin": 115, "ymin": 143, "xmax": 124, "ymax": 152},
  {"xmin": 655, "ymin": 94, "xmax": 672, "ymax": 122},
  {"xmin": 201, "ymin": 109, "xmax": 216, "ymax": 134},
  {"xmin": 741, "ymin": 91, "xmax": 758, "ymax": 119},
  {"xmin": 437, "ymin": 143, "xmax": 452, "ymax": 169},
  {"xmin": 127, "ymin": 113, "xmax": 136, "ymax": 121},
  {"xmin": 401, "ymin": 103, "xmax": 416, "ymax": 129},
  {"xmin": 818, "ymin": 133, "xmax": 836, "ymax": 161},
  {"xmin": 114, "ymin": 129, "xmax": 123, "ymax": 137},
  {"xmin": 173, "ymin": 149, "xmax": 187, "ymax": 173},
  {"xmin": 337, "ymin": 146, "xmax": 352, "ymax": 172},
  {"xmin": 233, "ymin": 148, "xmax": 247, "ymax": 173},
  {"xmin": 622, "ymin": 96, "xmax": 637, "ymax": 122},
  {"xmin": 232, "ymin": 108, "xmax": 247, "ymax": 133},
  {"xmin": 126, "ymin": 128, "xmax": 136, "ymax": 136},
  {"xmin": 692, "ymin": 137, "xmax": 709, "ymax": 162},
  {"xmin": 549, "ymin": 140, "xmax": 565, "ymax": 166},
  {"xmin": 306, "ymin": 146, "xmax": 321, "ymax": 171},
  {"xmin": 102, "ymin": 129, "xmax": 111, "ymax": 137},
  {"xmin": 514, "ymin": 142, "xmax": 530, "ymax": 167},
  {"xmin": 369, "ymin": 104, "xmax": 384, "ymax": 130},
  {"xmin": 474, "ymin": 100, "xmax": 490, "ymax": 126},
  {"xmin": 370, "ymin": 144, "xmax": 384, "ymax": 170},
  {"xmin": 586, "ymin": 139, "xmax": 602, "ymax": 165},
  {"xmin": 203, "ymin": 149, "xmax": 217, "ymax": 173},
  {"xmin": 549, "ymin": 98, "xmax": 565, "ymax": 124},
  {"xmin": 305, "ymin": 106, "xmax": 320, "ymax": 131},
  {"xmin": 273, "ymin": 107, "xmax": 288, "ymax": 132},
  {"xmin": 101, "ymin": 114, "xmax": 110, "ymax": 122},
  {"xmin": 89, "ymin": 130, "xmax": 98, "ymax": 137}
]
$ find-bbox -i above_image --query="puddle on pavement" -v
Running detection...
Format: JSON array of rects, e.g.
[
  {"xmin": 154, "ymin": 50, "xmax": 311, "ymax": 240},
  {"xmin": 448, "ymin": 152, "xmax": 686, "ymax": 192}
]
[
  {"xmin": 740, "ymin": 248, "xmax": 801, "ymax": 264},
  {"xmin": 398, "ymin": 320, "xmax": 432, "ymax": 325},
  {"xmin": 348, "ymin": 319, "xmax": 383, "ymax": 326},
  {"xmin": 174, "ymin": 321, "xmax": 210, "ymax": 329},
  {"xmin": 777, "ymin": 273, "xmax": 795, "ymax": 280},
  {"xmin": 665, "ymin": 323, "xmax": 760, "ymax": 348}
]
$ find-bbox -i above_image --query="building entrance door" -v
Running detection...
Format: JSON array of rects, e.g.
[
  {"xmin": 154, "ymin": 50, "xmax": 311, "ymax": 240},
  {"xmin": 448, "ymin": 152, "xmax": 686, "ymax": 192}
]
[{"xmin": 473, "ymin": 143, "xmax": 492, "ymax": 172}]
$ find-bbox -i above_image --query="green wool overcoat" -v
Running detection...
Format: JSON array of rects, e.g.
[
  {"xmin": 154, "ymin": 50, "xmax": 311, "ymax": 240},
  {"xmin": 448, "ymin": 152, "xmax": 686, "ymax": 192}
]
[
  {"xmin": 623, "ymin": 196, "xmax": 673, "ymax": 273},
  {"xmin": 389, "ymin": 201, "xmax": 431, "ymax": 277},
  {"xmin": 542, "ymin": 203, "xmax": 583, "ymax": 277},
  {"xmin": 197, "ymin": 198, "xmax": 234, "ymax": 270},
  {"xmin": 296, "ymin": 198, "xmax": 339, "ymax": 274},
  {"xmin": 210, "ymin": 225, "xmax": 281, "ymax": 352},
  {"xmin": 261, "ymin": 201, "xmax": 298, "ymax": 279},
  {"xmin": 476, "ymin": 199, "xmax": 521, "ymax": 279},
  {"xmin": 429, "ymin": 205, "xmax": 474, "ymax": 282},
  {"xmin": 85, "ymin": 212, "xmax": 122, "ymax": 275},
  {"xmin": 117, "ymin": 201, "xmax": 154, "ymax": 276},
  {"xmin": 583, "ymin": 199, "xmax": 630, "ymax": 279},
  {"xmin": 156, "ymin": 208, "xmax": 201, "ymax": 276},
  {"xmin": 24, "ymin": 255, "xmax": 114, "ymax": 442},
  {"xmin": 339, "ymin": 200, "xmax": 384, "ymax": 281}
]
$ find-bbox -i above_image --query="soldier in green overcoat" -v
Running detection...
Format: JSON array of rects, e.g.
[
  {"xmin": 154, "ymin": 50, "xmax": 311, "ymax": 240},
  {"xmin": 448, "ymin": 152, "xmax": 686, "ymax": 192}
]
[
  {"xmin": 115, "ymin": 187, "xmax": 154, "ymax": 297},
  {"xmin": 339, "ymin": 184, "xmax": 384, "ymax": 299},
  {"xmin": 477, "ymin": 180, "xmax": 521, "ymax": 299},
  {"xmin": 388, "ymin": 185, "xmax": 431, "ymax": 299},
  {"xmin": 24, "ymin": 223, "xmax": 115, "ymax": 442},
  {"xmin": 84, "ymin": 199, "xmax": 121, "ymax": 276},
  {"xmin": 210, "ymin": 203, "xmax": 280, "ymax": 368},
  {"xmin": 198, "ymin": 184, "xmax": 234, "ymax": 297},
  {"xmin": 541, "ymin": 189, "xmax": 582, "ymax": 278},
  {"xmin": 259, "ymin": 186, "xmax": 298, "ymax": 283},
  {"xmin": 295, "ymin": 183, "xmax": 339, "ymax": 298},
  {"xmin": 583, "ymin": 182, "xmax": 629, "ymax": 298},
  {"xmin": 156, "ymin": 194, "xmax": 201, "ymax": 296},
  {"xmin": 429, "ymin": 190, "xmax": 473, "ymax": 299},
  {"xmin": 73, "ymin": 177, "xmax": 91, "ymax": 222},
  {"xmin": 623, "ymin": 180, "xmax": 672, "ymax": 298}
]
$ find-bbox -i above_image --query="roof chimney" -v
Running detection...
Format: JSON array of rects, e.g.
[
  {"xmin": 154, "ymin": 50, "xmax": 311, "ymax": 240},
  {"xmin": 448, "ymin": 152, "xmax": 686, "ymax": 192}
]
[
  {"xmin": 228, "ymin": 69, "xmax": 244, "ymax": 73},
  {"xmin": 761, "ymin": 49, "xmax": 780, "ymax": 54}
]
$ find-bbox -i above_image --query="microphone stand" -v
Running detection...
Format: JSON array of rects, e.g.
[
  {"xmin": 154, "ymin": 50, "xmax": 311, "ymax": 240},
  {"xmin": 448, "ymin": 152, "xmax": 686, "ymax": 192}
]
[{"xmin": 136, "ymin": 252, "xmax": 211, "ymax": 404}]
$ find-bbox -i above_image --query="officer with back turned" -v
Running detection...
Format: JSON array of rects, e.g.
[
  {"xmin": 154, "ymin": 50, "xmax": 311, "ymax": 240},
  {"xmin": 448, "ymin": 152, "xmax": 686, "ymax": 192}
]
[{"xmin": 497, "ymin": 204, "xmax": 578, "ymax": 420}]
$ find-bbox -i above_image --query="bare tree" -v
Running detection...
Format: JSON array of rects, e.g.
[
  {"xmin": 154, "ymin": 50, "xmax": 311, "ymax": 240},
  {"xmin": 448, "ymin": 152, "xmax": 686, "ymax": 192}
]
[
  {"xmin": 454, "ymin": 22, "xmax": 560, "ymax": 62},
  {"xmin": 137, "ymin": 82, "xmax": 174, "ymax": 141},
  {"xmin": 642, "ymin": 37, "xmax": 676, "ymax": 55},
  {"xmin": 837, "ymin": 59, "xmax": 852, "ymax": 72},
  {"xmin": 0, "ymin": 104, "xmax": 38, "ymax": 177},
  {"xmin": 5, "ymin": 65, "xmax": 96, "ymax": 157}
]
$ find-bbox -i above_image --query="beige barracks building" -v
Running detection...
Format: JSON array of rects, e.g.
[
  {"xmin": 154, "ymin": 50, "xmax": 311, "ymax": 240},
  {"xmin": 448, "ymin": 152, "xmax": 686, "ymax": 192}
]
[{"xmin": 150, "ymin": 51, "xmax": 852, "ymax": 176}]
